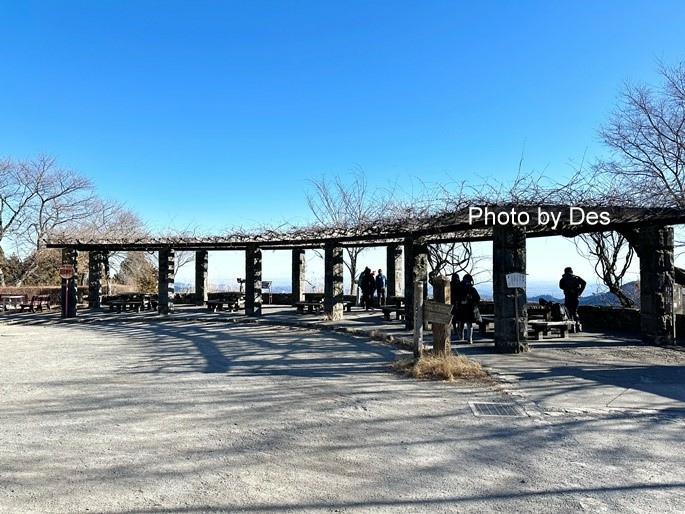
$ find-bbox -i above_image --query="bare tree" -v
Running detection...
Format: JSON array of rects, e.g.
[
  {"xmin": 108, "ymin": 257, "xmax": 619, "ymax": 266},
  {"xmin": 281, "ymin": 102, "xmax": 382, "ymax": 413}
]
[
  {"xmin": 597, "ymin": 59, "xmax": 685, "ymax": 208},
  {"xmin": 0, "ymin": 153, "xmax": 151, "ymax": 286},
  {"xmin": 306, "ymin": 166, "xmax": 390, "ymax": 295},
  {"xmin": 576, "ymin": 231, "xmax": 637, "ymax": 307}
]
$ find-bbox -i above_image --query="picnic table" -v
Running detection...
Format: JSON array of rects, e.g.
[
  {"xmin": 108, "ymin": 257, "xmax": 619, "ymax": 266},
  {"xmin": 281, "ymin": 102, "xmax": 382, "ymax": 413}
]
[
  {"xmin": 206, "ymin": 294, "xmax": 245, "ymax": 312},
  {"xmin": 108, "ymin": 293, "xmax": 157, "ymax": 313},
  {"xmin": 1, "ymin": 295, "xmax": 25, "ymax": 311}
]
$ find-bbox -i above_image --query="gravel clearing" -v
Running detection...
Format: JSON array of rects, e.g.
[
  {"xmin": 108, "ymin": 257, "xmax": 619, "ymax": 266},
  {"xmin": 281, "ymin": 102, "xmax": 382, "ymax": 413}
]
[{"xmin": 1, "ymin": 318, "xmax": 684, "ymax": 513}]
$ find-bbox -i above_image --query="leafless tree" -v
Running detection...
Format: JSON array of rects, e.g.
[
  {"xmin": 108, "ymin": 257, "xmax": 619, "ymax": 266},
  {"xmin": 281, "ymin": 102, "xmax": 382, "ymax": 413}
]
[
  {"xmin": 597, "ymin": 59, "xmax": 685, "ymax": 209},
  {"xmin": 306, "ymin": 166, "xmax": 390, "ymax": 295},
  {"xmin": 0, "ymin": 153, "xmax": 151, "ymax": 286},
  {"xmin": 576, "ymin": 231, "xmax": 637, "ymax": 307}
]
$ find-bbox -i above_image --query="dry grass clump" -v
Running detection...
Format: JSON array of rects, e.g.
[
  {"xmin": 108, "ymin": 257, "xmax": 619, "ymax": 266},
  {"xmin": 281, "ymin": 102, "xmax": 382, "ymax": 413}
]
[{"xmin": 391, "ymin": 352, "xmax": 489, "ymax": 382}]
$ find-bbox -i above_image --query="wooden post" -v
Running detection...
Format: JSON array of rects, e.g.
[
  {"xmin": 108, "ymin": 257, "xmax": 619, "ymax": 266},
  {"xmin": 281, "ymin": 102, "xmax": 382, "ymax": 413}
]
[
  {"xmin": 413, "ymin": 280, "xmax": 424, "ymax": 358},
  {"xmin": 431, "ymin": 275, "xmax": 451, "ymax": 356}
]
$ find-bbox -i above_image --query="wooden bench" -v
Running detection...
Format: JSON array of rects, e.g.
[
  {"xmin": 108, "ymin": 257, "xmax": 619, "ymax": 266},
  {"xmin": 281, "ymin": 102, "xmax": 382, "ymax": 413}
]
[
  {"xmin": 295, "ymin": 301, "xmax": 324, "ymax": 314},
  {"xmin": 381, "ymin": 306, "xmax": 405, "ymax": 321},
  {"xmin": 206, "ymin": 297, "xmax": 244, "ymax": 312},
  {"xmin": 528, "ymin": 321, "xmax": 574, "ymax": 340},
  {"xmin": 109, "ymin": 299, "xmax": 144, "ymax": 313},
  {"xmin": 478, "ymin": 315, "xmax": 495, "ymax": 335},
  {"xmin": 20, "ymin": 295, "xmax": 51, "ymax": 313},
  {"xmin": 294, "ymin": 300, "xmax": 353, "ymax": 314},
  {"xmin": 107, "ymin": 293, "xmax": 155, "ymax": 313}
]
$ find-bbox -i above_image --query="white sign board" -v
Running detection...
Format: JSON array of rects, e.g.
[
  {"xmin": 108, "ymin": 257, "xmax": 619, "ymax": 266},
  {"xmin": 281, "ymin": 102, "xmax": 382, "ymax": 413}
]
[{"xmin": 505, "ymin": 272, "xmax": 526, "ymax": 289}]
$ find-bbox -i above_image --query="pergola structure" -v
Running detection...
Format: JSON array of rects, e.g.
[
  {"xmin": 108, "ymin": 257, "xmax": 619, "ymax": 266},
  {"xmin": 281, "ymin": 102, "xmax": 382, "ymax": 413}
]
[{"xmin": 47, "ymin": 203, "xmax": 685, "ymax": 352}]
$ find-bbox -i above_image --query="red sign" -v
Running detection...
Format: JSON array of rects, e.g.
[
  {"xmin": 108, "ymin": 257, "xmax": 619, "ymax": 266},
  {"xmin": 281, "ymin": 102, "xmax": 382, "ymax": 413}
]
[{"xmin": 59, "ymin": 264, "xmax": 75, "ymax": 279}]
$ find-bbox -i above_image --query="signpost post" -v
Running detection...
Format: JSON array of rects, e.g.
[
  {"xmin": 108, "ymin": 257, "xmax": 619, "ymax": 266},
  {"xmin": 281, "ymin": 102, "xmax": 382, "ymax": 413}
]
[{"xmin": 59, "ymin": 264, "xmax": 76, "ymax": 318}]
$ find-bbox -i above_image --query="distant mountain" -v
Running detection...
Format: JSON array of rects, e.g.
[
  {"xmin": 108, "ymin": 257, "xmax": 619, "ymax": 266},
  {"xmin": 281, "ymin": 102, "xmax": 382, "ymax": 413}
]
[{"xmin": 528, "ymin": 281, "xmax": 640, "ymax": 307}]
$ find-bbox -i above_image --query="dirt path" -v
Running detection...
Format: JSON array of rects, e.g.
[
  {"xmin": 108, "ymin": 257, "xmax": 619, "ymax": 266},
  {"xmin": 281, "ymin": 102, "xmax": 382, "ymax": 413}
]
[{"xmin": 1, "ymin": 319, "xmax": 684, "ymax": 513}]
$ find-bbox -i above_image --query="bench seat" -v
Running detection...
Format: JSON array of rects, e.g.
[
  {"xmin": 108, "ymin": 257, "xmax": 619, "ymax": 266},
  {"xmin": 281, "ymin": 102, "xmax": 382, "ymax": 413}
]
[
  {"xmin": 477, "ymin": 315, "xmax": 495, "ymax": 336},
  {"xmin": 206, "ymin": 298, "xmax": 244, "ymax": 312},
  {"xmin": 381, "ymin": 306, "xmax": 405, "ymax": 321},
  {"xmin": 20, "ymin": 295, "xmax": 51, "ymax": 313},
  {"xmin": 528, "ymin": 320, "xmax": 574, "ymax": 340},
  {"xmin": 295, "ymin": 301, "xmax": 323, "ymax": 314},
  {"xmin": 109, "ymin": 300, "xmax": 144, "ymax": 313}
]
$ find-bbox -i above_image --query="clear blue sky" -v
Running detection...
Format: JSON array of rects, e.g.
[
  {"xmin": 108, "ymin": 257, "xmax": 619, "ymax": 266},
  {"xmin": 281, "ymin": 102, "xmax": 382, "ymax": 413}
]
[{"xmin": 2, "ymin": 0, "xmax": 684, "ymax": 289}]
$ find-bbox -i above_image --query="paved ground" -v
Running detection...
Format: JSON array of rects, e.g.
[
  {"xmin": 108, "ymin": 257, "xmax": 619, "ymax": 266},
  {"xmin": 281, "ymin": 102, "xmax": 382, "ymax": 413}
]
[{"xmin": 1, "ymin": 304, "xmax": 684, "ymax": 513}]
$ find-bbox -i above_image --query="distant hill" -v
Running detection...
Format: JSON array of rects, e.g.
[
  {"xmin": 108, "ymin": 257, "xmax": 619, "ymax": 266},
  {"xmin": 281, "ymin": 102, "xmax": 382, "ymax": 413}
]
[{"xmin": 528, "ymin": 281, "xmax": 640, "ymax": 307}]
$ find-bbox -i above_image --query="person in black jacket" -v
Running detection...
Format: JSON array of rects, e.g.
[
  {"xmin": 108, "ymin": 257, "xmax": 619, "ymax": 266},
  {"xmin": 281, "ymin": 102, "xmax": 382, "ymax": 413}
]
[
  {"xmin": 450, "ymin": 273, "xmax": 462, "ymax": 335},
  {"xmin": 360, "ymin": 267, "xmax": 376, "ymax": 311},
  {"xmin": 559, "ymin": 266, "xmax": 587, "ymax": 332},
  {"xmin": 454, "ymin": 273, "xmax": 481, "ymax": 343}
]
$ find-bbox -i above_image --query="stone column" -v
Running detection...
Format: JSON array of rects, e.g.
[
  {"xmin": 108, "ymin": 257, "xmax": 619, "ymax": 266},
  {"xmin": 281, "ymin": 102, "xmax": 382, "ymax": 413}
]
[
  {"xmin": 432, "ymin": 275, "xmax": 451, "ymax": 356},
  {"xmin": 61, "ymin": 248, "xmax": 79, "ymax": 317},
  {"xmin": 493, "ymin": 225, "xmax": 528, "ymax": 353},
  {"xmin": 324, "ymin": 241, "xmax": 345, "ymax": 320},
  {"xmin": 157, "ymin": 247, "xmax": 175, "ymax": 315},
  {"xmin": 639, "ymin": 226, "xmax": 676, "ymax": 345},
  {"xmin": 245, "ymin": 244, "xmax": 262, "ymax": 317},
  {"xmin": 386, "ymin": 243, "xmax": 403, "ymax": 297},
  {"xmin": 87, "ymin": 250, "xmax": 105, "ymax": 308},
  {"xmin": 404, "ymin": 237, "xmax": 429, "ymax": 330},
  {"xmin": 61, "ymin": 248, "xmax": 78, "ymax": 271},
  {"xmin": 195, "ymin": 250, "xmax": 209, "ymax": 306},
  {"xmin": 292, "ymin": 248, "xmax": 306, "ymax": 305}
]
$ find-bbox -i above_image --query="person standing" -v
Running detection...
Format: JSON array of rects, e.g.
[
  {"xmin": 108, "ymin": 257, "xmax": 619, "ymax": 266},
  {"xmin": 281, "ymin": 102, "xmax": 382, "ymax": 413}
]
[
  {"xmin": 375, "ymin": 269, "xmax": 387, "ymax": 306},
  {"xmin": 361, "ymin": 267, "xmax": 376, "ymax": 311},
  {"xmin": 454, "ymin": 274, "xmax": 481, "ymax": 343},
  {"xmin": 559, "ymin": 266, "xmax": 587, "ymax": 332},
  {"xmin": 450, "ymin": 272, "xmax": 462, "ymax": 336},
  {"xmin": 356, "ymin": 271, "xmax": 364, "ymax": 307}
]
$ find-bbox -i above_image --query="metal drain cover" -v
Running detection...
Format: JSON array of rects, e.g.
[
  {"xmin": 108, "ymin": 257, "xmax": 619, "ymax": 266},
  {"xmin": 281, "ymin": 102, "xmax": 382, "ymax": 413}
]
[{"xmin": 470, "ymin": 402, "xmax": 526, "ymax": 417}]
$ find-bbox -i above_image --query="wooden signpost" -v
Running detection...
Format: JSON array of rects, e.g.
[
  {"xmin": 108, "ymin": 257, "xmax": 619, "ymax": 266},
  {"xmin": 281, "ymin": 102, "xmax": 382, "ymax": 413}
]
[{"xmin": 424, "ymin": 300, "xmax": 453, "ymax": 325}]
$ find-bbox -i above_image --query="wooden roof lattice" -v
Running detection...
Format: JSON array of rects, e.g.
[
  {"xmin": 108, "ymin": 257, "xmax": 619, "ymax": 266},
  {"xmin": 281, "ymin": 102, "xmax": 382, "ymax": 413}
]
[{"xmin": 45, "ymin": 203, "xmax": 685, "ymax": 252}]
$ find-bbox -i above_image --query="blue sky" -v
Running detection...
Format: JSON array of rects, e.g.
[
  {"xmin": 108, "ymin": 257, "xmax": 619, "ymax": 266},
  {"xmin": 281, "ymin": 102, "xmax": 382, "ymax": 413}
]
[{"xmin": 2, "ymin": 0, "xmax": 685, "ymax": 290}]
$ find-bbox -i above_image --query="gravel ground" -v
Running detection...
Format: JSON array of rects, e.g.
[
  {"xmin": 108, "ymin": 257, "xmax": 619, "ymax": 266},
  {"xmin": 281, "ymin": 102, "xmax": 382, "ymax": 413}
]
[{"xmin": 1, "ymin": 318, "xmax": 684, "ymax": 513}]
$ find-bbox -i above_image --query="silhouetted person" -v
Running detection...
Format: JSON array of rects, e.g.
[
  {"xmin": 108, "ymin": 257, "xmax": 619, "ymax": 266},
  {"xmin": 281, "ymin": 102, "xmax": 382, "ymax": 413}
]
[
  {"xmin": 559, "ymin": 266, "xmax": 586, "ymax": 332},
  {"xmin": 361, "ymin": 267, "xmax": 376, "ymax": 311},
  {"xmin": 454, "ymin": 273, "xmax": 481, "ymax": 343}
]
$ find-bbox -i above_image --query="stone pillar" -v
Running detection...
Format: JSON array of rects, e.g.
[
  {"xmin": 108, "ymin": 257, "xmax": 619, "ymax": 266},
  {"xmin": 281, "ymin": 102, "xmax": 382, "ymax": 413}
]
[
  {"xmin": 404, "ymin": 237, "xmax": 429, "ymax": 330},
  {"xmin": 62, "ymin": 248, "xmax": 78, "ymax": 271},
  {"xmin": 432, "ymin": 275, "xmax": 451, "ymax": 356},
  {"xmin": 245, "ymin": 244, "xmax": 262, "ymax": 317},
  {"xmin": 195, "ymin": 250, "xmax": 209, "ymax": 306},
  {"xmin": 493, "ymin": 225, "xmax": 528, "ymax": 353},
  {"xmin": 158, "ymin": 247, "xmax": 175, "ymax": 315},
  {"xmin": 61, "ymin": 248, "xmax": 79, "ymax": 317},
  {"xmin": 292, "ymin": 248, "xmax": 306, "ymax": 305},
  {"xmin": 387, "ymin": 243, "xmax": 403, "ymax": 297},
  {"xmin": 87, "ymin": 250, "xmax": 105, "ymax": 308},
  {"xmin": 639, "ymin": 226, "xmax": 676, "ymax": 345},
  {"xmin": 324, "ymin": 241, "xmax": 345, "ymax": 320}
]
